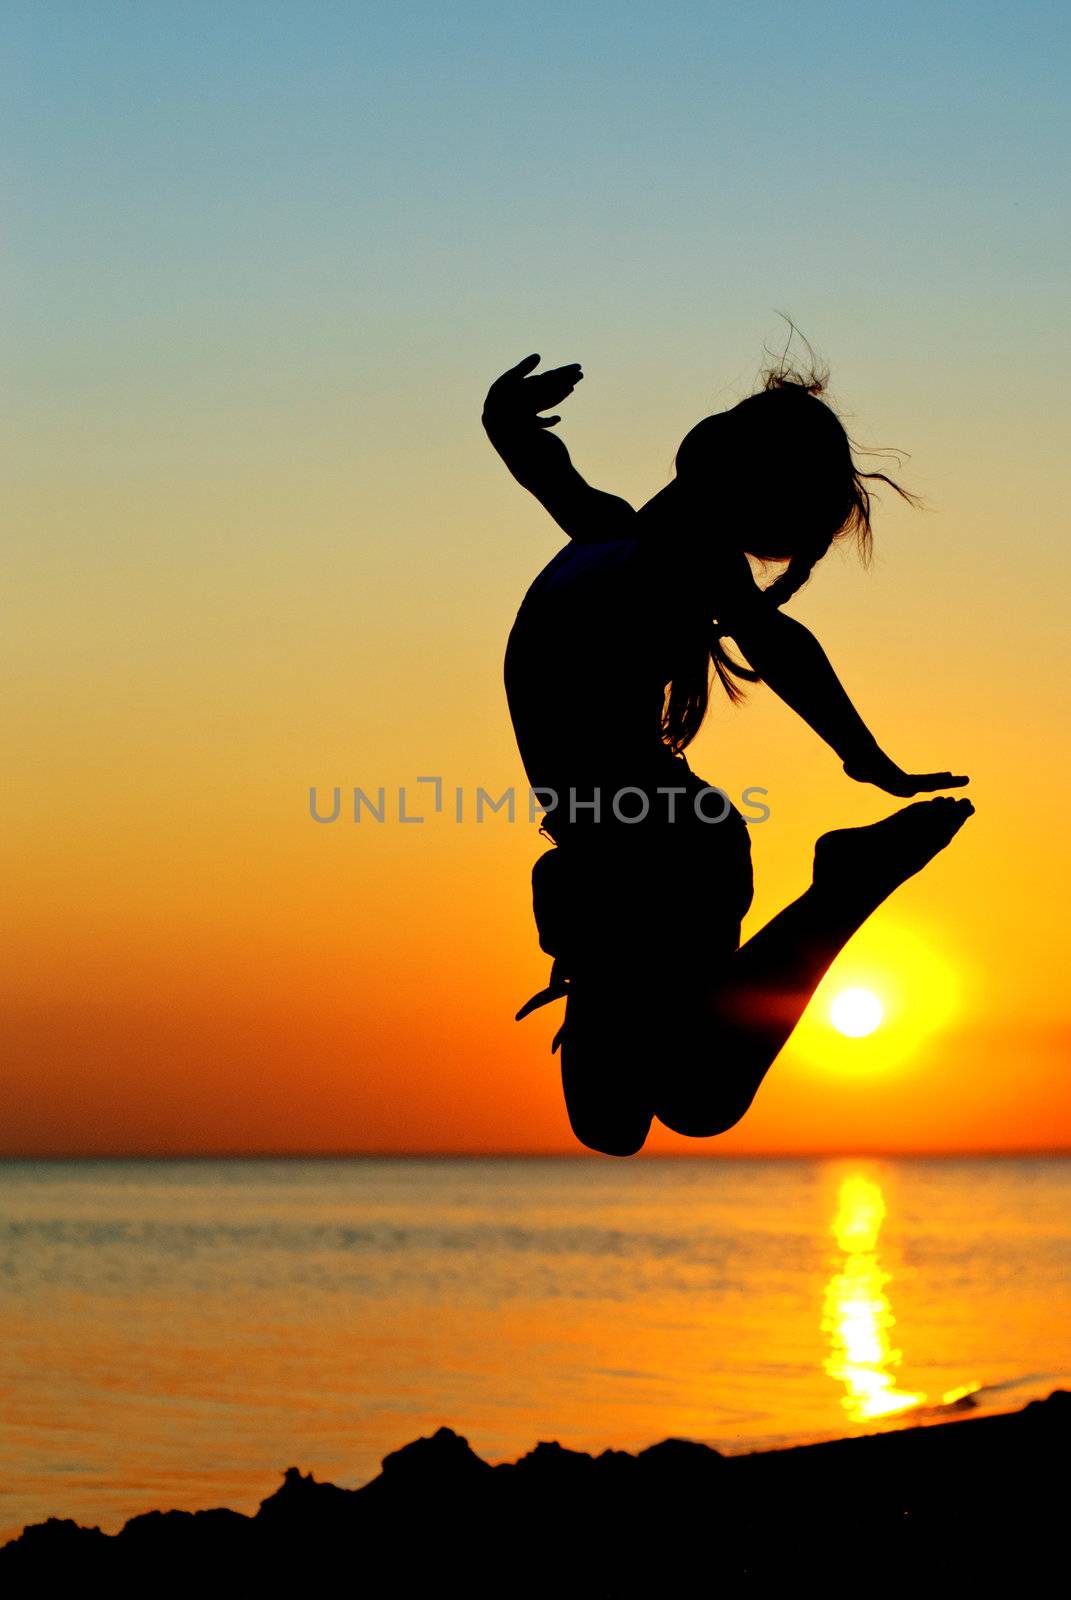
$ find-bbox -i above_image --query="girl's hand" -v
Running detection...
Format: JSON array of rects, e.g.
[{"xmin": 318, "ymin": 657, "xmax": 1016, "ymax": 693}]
[
  {"xmin": 842, "ymin": 746, "xmax": 970, "ymax": 796},
  {"xmin": 483, "ymin": 353, "xmax": 583, "ymax": 431}
]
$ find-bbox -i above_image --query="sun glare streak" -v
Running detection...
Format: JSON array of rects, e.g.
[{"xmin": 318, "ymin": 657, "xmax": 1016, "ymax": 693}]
[
  {"xmin": 941, "ymin": 1382, "xmax": 983, "ymax": 1405},
  {"xmin": 821, "ymin": 1174, "xmax": 927, "ymax": 1422}
]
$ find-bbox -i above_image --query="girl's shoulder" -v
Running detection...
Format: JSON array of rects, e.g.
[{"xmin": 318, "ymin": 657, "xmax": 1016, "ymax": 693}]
[{"xmin": 524, "ymin": 536, "xmax": 640, "ymax": 602}]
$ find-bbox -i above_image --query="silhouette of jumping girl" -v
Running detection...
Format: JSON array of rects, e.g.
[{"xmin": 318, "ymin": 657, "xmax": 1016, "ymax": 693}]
[{"xmin": 485, "ymin": 346, "xmax": 973, "ymax": 1156}]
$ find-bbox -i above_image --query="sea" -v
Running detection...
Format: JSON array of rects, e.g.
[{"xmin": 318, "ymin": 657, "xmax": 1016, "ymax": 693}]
[{"xmin": 2, "ymin": 1155, "xmax": 1069, "ymax": 1542}]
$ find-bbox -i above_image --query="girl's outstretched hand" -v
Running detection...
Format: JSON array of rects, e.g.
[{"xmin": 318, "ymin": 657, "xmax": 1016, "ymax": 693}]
[
  {"xmin": 483, "ymin": 353, "xmax": 583, "ymax": 430},
  {"xmin": 842, "ymin": 747, "xmax": 970, "ymax": 796}
]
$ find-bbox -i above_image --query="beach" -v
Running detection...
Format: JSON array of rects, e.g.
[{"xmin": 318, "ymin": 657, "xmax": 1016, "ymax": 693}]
[
  {"xmin": 2, "ymin": 1155, "xmax": 1069, "ymax": 1548},
  {"xmin": 3, "ymin": 1392, "xmax": 1066, "ymax": 1581}
]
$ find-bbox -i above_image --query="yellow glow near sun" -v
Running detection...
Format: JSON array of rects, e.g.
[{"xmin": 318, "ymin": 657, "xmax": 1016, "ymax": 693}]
[
  {"xmin": 786, "ymin": 919, "xmax": 963, "ymax": 1078},
  {"xmin": 831, "ymin": 987, "xmax": 884, "ymax": 1038}
]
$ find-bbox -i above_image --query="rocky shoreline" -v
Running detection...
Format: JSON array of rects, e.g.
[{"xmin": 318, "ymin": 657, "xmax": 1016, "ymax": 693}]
[{"xmin": 3, "ymin": 1391, "xmax": 1067, "ymax": 1583}]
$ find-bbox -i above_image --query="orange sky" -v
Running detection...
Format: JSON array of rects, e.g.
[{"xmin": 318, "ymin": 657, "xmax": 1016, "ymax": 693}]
[
  {"xmin": 6, "ymin": 6, "xmax": 1070, "ymax": 1155},
  {"xmin": 6, "ymin": 443, "xmax": 1069, "ymax": 1154}
]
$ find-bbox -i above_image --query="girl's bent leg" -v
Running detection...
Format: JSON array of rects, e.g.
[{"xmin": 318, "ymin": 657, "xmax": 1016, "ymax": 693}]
[
  {"xmin": 653, "ymin": 798, "xmax": 973, "ymax": 1138},
  {"xmin": 559, "ymin": 980, "xmax": 654, "ymax": 1157}
]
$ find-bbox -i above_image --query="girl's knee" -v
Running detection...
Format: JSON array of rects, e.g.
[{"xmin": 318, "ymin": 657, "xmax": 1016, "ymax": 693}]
[
  {"xmin": 651, "ymin": 1031, "xmax": 763, "ymax": 1138},
  {"xmin": 654, "ymin": 1090, "xmax": 754, "ymax": 1140},
  {"xmin": 569, "ymin": 1111, "xmax": 650, "ymax": 1157},
  {"xmin": 558, "ymin": 998, "xmax": 653, "ymax": 1156}
]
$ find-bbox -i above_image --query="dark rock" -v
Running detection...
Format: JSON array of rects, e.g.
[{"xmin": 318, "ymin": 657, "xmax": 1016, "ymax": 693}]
[
  {"xmin": 637, "ymin": 1436, "xmax": 726, "ymax": 1475},
  {"xmin": 379, "ymin": 1425, "xmax": 493, "ymax": 1486},
  {"xmin": 2, "ymin": 1391, "xmax": 1069, "ymax": 1583},
  {"xmin": 120, "ymin": 1506, "xmax": 252, "ymax": 1553},
  {"xmin": 1, "ymin": 1517, "xmax": 108, "ymax": 1559},
  {"xmin": 257, "ymin": 1465, "xmax": 358, "ymax": 1523}
]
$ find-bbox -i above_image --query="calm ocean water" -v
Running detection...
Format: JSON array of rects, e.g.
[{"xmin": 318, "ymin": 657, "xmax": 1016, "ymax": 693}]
[{"xmin": 1, "ymin": 1155, "xmax": 1069, "ymax": 1541}]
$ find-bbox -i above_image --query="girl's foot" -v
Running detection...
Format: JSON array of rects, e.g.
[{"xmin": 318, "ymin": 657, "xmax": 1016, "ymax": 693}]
[{"xmin": 813, "ymin": 797, "xmax": 974, "ymax": 916}]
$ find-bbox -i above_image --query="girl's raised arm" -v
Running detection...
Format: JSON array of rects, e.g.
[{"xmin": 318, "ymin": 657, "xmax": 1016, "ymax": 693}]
[
  {"xmin": 723, "ymin": 591, "xmax": 969, "ymax": 797},
  {"xmin": 482, "ymin": 354, "xmax": 636, "ymax": 542}
]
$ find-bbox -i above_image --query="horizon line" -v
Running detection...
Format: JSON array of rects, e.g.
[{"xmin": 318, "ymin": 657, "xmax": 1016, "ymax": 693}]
[{"xmin": 1, "ymin": 1147, "xmax": 1069, "ymax": 1162}]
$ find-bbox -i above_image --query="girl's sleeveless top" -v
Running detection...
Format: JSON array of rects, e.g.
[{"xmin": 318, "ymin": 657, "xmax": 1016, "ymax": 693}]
[{"xmin": 503, "ymin": 538, "xmax": 698, "ymax": 836}]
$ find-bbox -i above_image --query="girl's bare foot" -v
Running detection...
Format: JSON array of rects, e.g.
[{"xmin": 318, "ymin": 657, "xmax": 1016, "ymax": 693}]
[{"xmin": 813, "ymin": 797, "xmax": 974, "ymax": 915}]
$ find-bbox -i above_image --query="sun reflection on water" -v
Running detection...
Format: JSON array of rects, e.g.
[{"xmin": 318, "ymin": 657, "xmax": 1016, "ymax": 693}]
[{"xmin": 821, "ymin": 1173, "xmax": 927, "ymax": 1422}]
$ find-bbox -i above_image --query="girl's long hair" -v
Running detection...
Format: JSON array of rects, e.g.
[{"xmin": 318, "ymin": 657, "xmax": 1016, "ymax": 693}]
[{"xmin": 661, "ymin": 354, "xmax": 919, "ymax": 755}]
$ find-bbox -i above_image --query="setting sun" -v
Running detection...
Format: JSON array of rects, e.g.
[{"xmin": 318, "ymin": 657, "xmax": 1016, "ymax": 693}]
[
  {"xmin": 831, "ymin": 988, "xmax": 885, "ymax": 1039},
  {"xmin": 783, "ymin": 919, "xmax": 965, "ymax": 1083}
]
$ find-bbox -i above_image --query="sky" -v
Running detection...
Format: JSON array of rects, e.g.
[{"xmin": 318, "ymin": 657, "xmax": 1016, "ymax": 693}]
[{"xmin": 5, "ymin": 1, "xmax": 1070, "ymax": 1154}]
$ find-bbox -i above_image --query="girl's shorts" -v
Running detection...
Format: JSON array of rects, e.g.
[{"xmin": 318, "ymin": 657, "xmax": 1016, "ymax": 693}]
[{"xmin": 530, "ymin": 791, "xmax": 755, "ymax": 986}]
